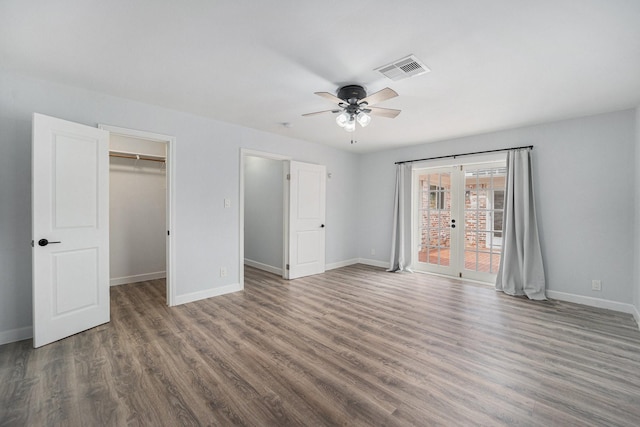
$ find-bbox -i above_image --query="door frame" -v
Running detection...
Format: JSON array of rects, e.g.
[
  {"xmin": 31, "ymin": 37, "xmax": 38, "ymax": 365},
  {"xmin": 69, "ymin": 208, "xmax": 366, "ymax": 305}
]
[
  {"xmin": 98, "ymin": 124, "xmax": 177, "ymax": 306},
  {"xmin": 239, "ymin": 149, "xmax": 291, "ymax": 288},
  {"xmin": 411, "ymin": 153, "xmax": 507, "ymax": 283}
]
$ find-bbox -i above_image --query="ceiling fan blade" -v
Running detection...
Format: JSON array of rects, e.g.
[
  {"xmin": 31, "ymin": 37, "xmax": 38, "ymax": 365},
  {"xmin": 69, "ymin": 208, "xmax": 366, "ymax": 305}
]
[
  {"xmin": 367, "ymin": 106, "xmax": 401, "ymax": 118},
  {"xmin": 314, "ymin": 92, "xmax": 346, "ymax": 105},
  {"xmin": 360, "ymin": 87, "xmax": 398, "ymax": 106},
  {"xmin": 302, "ymin": 109, "xmax": 341, "ymax": 117}
]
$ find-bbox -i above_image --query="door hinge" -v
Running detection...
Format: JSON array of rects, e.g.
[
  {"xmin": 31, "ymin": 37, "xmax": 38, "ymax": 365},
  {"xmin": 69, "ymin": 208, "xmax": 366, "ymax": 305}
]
[
  {"xmin": 286, "ymin": 264, "xmax": 290, "ymax": 270},
  {"xmin": 459, "ymin": 165, "xmax": 463, "ymax": 171},
  {"xmin": 459, "ymin": 272, "xmax": 462, "ymax": 278},
  {"xmin": 286, "ymin": 174, "xmax": 291, "ymax": 180},
  {"xmin": 31, "ymin": 240, "xmax": 34, "ymax": 247},
  {"xmin": 167, "ymin": 230, "xmax": 170, "ymax": 236}
]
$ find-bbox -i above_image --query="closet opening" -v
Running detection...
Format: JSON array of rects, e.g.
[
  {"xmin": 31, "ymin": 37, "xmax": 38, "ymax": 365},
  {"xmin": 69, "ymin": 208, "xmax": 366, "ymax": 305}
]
[{"xmin": 100, "ymin": 124, "xmax": 175, "ymax": 306}]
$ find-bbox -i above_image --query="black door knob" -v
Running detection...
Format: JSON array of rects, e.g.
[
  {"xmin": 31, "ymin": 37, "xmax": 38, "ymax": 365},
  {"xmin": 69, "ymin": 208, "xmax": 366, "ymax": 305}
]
[
  {"xmin": 38, "ymin": 239, "xmax": 61, "ymax": 246},
  {"xmin": 320, "ymin": 224, "xmax": 325, "ymax": 228}
]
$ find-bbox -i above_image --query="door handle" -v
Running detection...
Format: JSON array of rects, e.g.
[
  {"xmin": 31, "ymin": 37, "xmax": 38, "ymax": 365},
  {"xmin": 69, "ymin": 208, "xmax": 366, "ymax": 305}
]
[
  {"xmin": 320, "ymin": 224, "xmax": 325, "ymax": 228},
  {"xmin": 38, "ymin": 239, "xmax": 61, "ymax": 247}
]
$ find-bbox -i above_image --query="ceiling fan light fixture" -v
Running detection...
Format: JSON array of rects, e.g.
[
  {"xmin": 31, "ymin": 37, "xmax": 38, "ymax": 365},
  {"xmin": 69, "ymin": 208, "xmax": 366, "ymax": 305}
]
[
  {"xmin": 335, "ymin": 111, "xmax": 349, "ymax": 127},
  {"xmin": 344, "ymin": 118, "xmax": 356, "ymax": 132},
  {"xmin": 305, "ymin": 84, "xmax": 401, "ymax": 136},
  {"xmin": 356, "ymin": 111, "xmax": 371, "ymax": 127}
]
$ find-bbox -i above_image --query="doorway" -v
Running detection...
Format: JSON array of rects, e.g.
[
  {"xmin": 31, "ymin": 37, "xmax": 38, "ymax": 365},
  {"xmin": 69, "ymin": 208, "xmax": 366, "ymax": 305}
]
[
  {"xmin": 239, "ymin": 150, "xmax": 327, "ymax": 286},
  {"xmin": 412, "ymin": 157, "xmax": 507, "ymax": 283},
  {"xmin": 240, "ymin": 149, "xmax": 290, "ymax": 287},
  {"xmin": 243, "ymin": 154, "xmax": 286, "ymax": 275},
  {"xmin": 99, "ymin": 124, "xmax": 176, "ymax": 305}
]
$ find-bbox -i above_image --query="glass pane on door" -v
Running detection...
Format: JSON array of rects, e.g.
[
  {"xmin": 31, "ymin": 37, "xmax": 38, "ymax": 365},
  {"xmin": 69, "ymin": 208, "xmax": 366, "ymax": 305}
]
[
  {"xmin": 417, "ymin": 171, "xmax": 451, "ymax": 267},
  {"xmin": 463, "ymin": 166, "xmax": 506, "ymax": 274}
]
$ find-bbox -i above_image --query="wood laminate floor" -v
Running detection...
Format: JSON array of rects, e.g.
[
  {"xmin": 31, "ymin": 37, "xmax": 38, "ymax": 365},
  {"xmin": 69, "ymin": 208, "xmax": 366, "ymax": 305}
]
[{"xmin": 1, "ymin": 265, "xmax": 640, "ymax": 426}]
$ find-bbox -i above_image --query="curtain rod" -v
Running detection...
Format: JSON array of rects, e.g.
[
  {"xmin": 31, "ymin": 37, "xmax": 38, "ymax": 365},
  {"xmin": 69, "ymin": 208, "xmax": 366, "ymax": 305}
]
[{"xmin": 394, "ymin": 145, "xmax": 533, "ymax": 165}]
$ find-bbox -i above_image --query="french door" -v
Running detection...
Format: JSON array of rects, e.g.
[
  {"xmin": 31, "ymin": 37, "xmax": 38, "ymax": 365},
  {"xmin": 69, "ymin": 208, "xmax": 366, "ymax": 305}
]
[{"xmin": 412, "ymin": 160, "xmax": 506, "ymax": 283}]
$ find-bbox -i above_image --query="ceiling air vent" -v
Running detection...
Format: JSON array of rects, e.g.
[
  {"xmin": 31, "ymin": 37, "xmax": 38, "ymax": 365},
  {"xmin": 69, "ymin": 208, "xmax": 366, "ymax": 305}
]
[{"xmin": 375, "ymin": 55, "xmax": 430, "ymax": 81}]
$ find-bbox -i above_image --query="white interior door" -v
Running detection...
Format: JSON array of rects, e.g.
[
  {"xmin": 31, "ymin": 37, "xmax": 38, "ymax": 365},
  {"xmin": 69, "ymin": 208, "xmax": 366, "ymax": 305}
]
[
  {"xmin": 286, "ymin": 161, "xmax": 326, "ymax": 279},
  {"xmin": 32, "ymin": 113, "xmax": 110, "ymax": 348}
]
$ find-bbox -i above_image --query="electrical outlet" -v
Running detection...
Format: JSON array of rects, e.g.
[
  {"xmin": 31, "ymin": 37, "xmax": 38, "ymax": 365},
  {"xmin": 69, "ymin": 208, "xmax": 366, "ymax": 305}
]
[
  {"xmin": 220, "ymin": 267, "xmax": 228, "ymax": 277},
  {"xmin": 370, "ymin": 248, "xmax": 376, "ymax": 255},
  {"xmin": 591, "ymin": 279, "xmax": 602, "ymax": 291}
]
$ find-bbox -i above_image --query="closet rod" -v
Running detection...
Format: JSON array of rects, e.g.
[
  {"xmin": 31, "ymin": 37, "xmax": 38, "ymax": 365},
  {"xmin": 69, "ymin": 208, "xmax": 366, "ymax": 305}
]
[
  {"xmin": 109, "ymin": 151, "xmax": 166, "ymax": 163},
  {"xmin": 394, "ymin": 145, "xmax": 533, "ymax": 165}
]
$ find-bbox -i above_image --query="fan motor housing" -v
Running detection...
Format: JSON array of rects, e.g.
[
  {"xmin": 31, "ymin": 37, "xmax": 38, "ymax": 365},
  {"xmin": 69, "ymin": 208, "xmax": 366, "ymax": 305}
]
[{"xmin": 337, "ymin": 85, "xmax": 366, "ymax": 103}]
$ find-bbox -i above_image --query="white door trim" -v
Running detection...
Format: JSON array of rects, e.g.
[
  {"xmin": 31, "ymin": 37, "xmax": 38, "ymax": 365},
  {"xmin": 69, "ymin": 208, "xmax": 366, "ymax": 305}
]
[
  {"xmin": 98, "ymin": 124, "xmax": 177, "ymax": 306},
  {"xmin": 239, "ymin": 149, "xmax": 291, "ymax": 288}
]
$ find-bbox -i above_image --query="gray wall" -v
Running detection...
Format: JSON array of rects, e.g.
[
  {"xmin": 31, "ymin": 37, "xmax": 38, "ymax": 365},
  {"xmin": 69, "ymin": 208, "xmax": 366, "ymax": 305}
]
[
  {"xmin": 244, "ymin": 156, "xmax": 284, "ymax": 271},
  {"xmin": 0, "ymin": 70, "xmax": 359, "ymax": 342},
  {"xmin": 358, "ymin": 110, "xmax": 636, "ymax": 304}
]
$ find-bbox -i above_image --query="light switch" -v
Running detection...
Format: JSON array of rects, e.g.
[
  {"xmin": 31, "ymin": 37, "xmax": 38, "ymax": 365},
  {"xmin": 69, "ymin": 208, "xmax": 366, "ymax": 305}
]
[{"xmin": 224, "ymin": 198, "xmax": 231, "ymax": 208}]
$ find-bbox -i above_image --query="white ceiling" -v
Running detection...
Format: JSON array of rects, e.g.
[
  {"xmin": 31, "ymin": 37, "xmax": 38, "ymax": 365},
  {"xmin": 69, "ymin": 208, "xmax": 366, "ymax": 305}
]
[{"xmin": 2, "ymin": 0, "xmax": 639, "ymax": 153}]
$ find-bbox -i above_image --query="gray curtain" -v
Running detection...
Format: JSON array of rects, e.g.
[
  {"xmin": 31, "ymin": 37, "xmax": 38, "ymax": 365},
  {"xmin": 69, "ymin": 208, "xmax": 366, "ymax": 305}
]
[
  {"xmin": 388, "ymin": 164, "xmax": 412, "ymax": 272},
  {"xmin": 495, "ymin": 148, "xmax": 546, "ymax": 299}
]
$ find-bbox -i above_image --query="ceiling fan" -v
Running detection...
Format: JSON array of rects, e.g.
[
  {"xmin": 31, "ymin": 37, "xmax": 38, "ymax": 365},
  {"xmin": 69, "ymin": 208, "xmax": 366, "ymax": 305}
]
[{"xmin": 302, "ymin": 85, "xmax": 401, "ymax": 132}]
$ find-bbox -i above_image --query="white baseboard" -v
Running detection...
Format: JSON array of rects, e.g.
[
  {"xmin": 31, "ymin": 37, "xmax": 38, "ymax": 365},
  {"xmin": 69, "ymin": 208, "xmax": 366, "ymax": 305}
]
[
  {"xmin": 244, "ymin": 259, "xmax": 282, "ymax": 275},
  {"xmin": 547, "ymin": 290, "xmax": 639, "ymax": 320},
  {"xmin": 174, "ymin": 283, "xmax": 243, "ymax": 306},
  {"xmin": 326, "ymin": 259, "xmax": 359, "ymax": 270},
  {"xmin": 0, "ymin": 326, "xmax": 32, "ymax": 346},
  {"xmin": 357, "ymin": 258, "xmax": 390, "ymax": 269},
  {"xmin": 245, "ymin": 258, "xmax": 383, "ymax": 274},
  {"xmin": 110, "ymin": 271, "xmax": 166, "ymax": 286}
]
